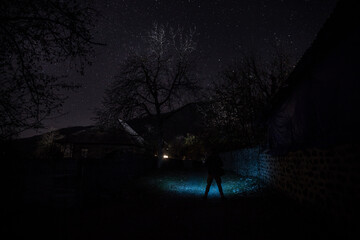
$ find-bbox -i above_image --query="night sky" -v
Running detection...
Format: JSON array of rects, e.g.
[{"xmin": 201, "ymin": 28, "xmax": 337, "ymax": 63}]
[{"xmin": 22, "ymin": 0, "xmax": 338, "ymax": 137}]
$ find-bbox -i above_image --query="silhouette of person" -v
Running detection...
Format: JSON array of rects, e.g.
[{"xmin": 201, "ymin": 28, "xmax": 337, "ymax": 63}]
[{"xmin": 203, "ymin": 149, "xmax": 226, "ymax": 200}]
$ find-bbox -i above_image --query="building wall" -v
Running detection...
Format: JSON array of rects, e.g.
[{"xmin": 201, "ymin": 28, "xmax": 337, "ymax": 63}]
[
  {"xmin": 260, "ymin": 145, "xmax": 360, "ymax": 218},
  {"xmin": 222, "ymin": 144, "xmax": 360, "ymax": 219},
  {"xmin": 269, "ymin": 17, "xmax": 360, "ymax": 153},
  {"xmin": 221, "ymin": 147, "xmax": 261, "ymax": 177},
  {"xmin": 61, "ymin": 143, "xmax": 145, "ymax": 159}
]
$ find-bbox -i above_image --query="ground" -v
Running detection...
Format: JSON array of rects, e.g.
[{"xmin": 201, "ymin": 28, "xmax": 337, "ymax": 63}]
[{"xmin": 3, "ymin": 169, "xmax": 351, "ymax": 239}]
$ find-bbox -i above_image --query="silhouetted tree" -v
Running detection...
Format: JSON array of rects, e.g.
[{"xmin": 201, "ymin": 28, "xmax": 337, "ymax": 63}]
[
  {"xmin": 97, "ymin": 23, "xmax": 199, "ymax": 167},
  {"xmin": 201, "ymin": 51, "xmax": 293, "ymax": 149},
  {"xmin": 167, "ymin": 133, "xmax": 205, "ymax": 161},
  {"xmin": 35, "ymin": 128, "xmax": 62, "ymax": 159},
  {"xmin": 0, "ymin": 0, "xmax": 100, "ymax": 140}
]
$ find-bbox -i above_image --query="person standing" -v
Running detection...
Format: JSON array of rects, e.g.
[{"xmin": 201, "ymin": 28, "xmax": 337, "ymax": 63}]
[{"xmin": 203, "ymin": 149, "xmax": 226, "ymax": 200}]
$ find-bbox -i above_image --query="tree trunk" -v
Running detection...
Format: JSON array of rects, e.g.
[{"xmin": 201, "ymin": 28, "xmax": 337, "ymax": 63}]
[
  {"xmin": 157, "ymin": 138, "xmax": 163, "ymax": 168},
  {"xmin": 156, "ymin": 112, "xmax": 164, "ymax": 168}
]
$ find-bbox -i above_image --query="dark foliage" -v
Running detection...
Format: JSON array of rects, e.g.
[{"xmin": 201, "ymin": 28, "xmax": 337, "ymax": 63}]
[
  {"xmin": 200, "ymin": 51, "xmax": 294, "ymax": 150},
  {"xmin": 96, "ymin": 23, "xmax": 200, "ymax": 166},
  {"xmin": 0, "ymin": 0, "xmax": 100, "ymax": 140}
]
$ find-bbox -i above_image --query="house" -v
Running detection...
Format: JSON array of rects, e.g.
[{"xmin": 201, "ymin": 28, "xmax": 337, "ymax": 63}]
[
  {"xmin": 267, "ymin": 0, "xmax": 360, "ymax": 154},
  {"xmin": 259, "ymin": 0, "xmax": 360, "ymax": 222},
  {"xmin": 127, "ymin": 102, "xmax": 206, "ymax": 160},
  {"xmin": 57, "ymin": 124, "xmax": 146, "ymax": 160}
]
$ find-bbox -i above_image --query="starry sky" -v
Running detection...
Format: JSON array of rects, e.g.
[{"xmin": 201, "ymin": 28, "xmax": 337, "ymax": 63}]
[{"xmin": 22, "ymin": 0, "xmax": 338, "ymax": 137}]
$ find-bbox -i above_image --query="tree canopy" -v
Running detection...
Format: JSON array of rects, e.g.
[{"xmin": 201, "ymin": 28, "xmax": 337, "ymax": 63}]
[
  {"xmin": 201, "ymin": 51, "xmax": 294, "ymax": 150},
  {"xmin": 97, "ymin": 23, "xmax": 199, "ymax": 166},
  {"xmin": 0, "ymin": 0, "xmax": 99, "ymax": 140}
]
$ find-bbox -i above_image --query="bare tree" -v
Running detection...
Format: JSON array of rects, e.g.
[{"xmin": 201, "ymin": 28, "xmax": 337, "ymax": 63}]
[
  {"xmin": 97, "ymin": 23, "xmax": 199, "ymax": 167},
  {"xmin": 0, "ymin": 0, "xmax": 100, "ymax": 140},
  {"xmin": 35, "ymin": 128, "xmax": 62, "ymax": 159},
  {"xmin": 201, "ymin": 51, "xmax": 293, "ymax": 149}
]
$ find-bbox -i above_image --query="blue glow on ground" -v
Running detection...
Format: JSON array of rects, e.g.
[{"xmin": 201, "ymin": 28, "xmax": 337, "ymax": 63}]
[{"xmin": 139, "ymin": 171, "xmax": 263, "ymax": 198}]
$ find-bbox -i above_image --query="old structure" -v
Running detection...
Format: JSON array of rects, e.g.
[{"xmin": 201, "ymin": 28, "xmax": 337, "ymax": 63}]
[
  {"xmin": 57, "ymin": 125, "xmax": 146, "ymax": 160},
  {"xmin": 260, "ymin": 0, "xmax": 360, "ymax": 226},
  {"xmin": 267, "ymin": 0, "xmax": 360, "ymax": 153}
]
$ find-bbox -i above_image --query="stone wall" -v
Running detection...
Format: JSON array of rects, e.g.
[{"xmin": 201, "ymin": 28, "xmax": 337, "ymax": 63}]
[
  {"xmin": 221, "ymin": 147, "xmax": 261, "ymax": 177},
  {"xmin": 221, "ymin": 144, "xmax": 360, "ymax": 219},
  {"xmin": 258, "ymin": 144, "xmax": 360, "ymax": 219}
]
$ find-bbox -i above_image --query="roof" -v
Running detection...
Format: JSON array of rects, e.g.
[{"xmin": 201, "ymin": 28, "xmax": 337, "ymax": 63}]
[
  {"xmin": 268, "ymin": 0, "xmax": 359, "ymax": 116},
  {"xmin": 266, "ymin": 0, "xmax": 360, "ymax": 153},
  {"xmin": 56, "ymin": 126, "xmax": 144, "ymax": 146},
  {"xmin": 127, "ymin": 102, "xmax": 206, "ymax": 142}
]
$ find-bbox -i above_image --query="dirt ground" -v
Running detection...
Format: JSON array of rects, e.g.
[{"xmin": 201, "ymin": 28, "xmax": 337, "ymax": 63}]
[{"xmin": 3, "ymin": 169, "xmax": 355, "ymax": 240}]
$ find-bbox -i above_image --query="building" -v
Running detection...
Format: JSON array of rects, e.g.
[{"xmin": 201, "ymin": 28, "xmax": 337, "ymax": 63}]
[
  {"xmin": 267, "ymin": 0, "xmax": 360, "ymax": 154},
  {"xmin": 57, "ymin": 125, "xmax": 146, "ymax": 160},
  {"xmin": 259, "ymin": 0, "xmax": 360, "ymax": 223}
]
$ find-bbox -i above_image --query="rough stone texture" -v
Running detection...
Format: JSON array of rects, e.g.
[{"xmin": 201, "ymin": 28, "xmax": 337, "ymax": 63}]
[
  {"xmin": 221, "ymin": 144, "xmax": 359, "ymax": 221},
  {"xmin": 258, "ymin": 144, "xmax": 360, "ymax": 220},
  {"xmin": 221, "ymin": 147, "xmax": 261, "ymax": 177}
]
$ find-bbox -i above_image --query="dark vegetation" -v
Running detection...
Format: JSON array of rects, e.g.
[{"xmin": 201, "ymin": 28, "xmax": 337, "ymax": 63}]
[
  {"xmin": 96, "ymin": 23, "xmax": 199, "ymax": 167},
  {"xmin": 2, "ymin": 1, "xmax": 357, "ymax": 239},
  {"xmin": 0, "ymin": 0, "xmax": 100, "ymax": 140}
]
